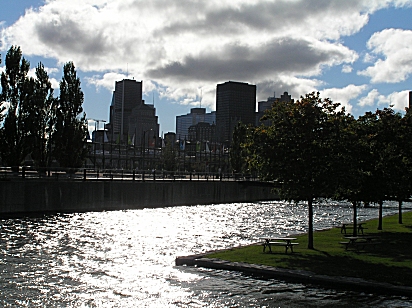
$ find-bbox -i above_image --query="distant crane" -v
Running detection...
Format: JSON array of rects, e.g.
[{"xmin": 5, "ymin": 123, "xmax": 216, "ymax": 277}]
[{"xmin": 87, "ymin": 119, "xmax": 107, "ymax": 142}]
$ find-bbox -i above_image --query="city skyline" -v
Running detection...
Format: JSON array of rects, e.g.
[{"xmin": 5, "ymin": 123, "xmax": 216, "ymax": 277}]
[{"xmin": 1, "ymin": 1, "xmax": 412, "ymax": 134}]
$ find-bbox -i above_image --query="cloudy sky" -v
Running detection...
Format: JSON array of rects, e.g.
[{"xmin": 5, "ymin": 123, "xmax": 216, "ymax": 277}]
[{"xmin": 2, "ymin": 0, "xmax": 412, "ymax": 134}]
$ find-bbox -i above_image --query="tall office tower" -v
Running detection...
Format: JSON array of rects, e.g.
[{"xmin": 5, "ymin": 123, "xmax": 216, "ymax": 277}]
[
  {"xmin": 108, "ymin": 79, "xmax": 159, "ymax": 145},
  {"xmin": 128, "ymin": 102, "xmax": 159, "ymax": 147},
  {"xmin": 109, "ymin": 79, "xmax": 142, "ymax": 142},
  {"xmin": 216, "ymin": 81, "xmax": 256, "ymax": 145},
  {"xmin": 176, "ymin": 108, "xmax": 216, "ymax": 140}
]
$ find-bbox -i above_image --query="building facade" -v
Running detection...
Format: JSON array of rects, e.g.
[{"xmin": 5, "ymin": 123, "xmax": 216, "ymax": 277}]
[
  {"xmin": 216, "ymin": 81, "xmax": 256, "ymax": 145},
  {"xmin": 188, "ymin": 122, "xmax": 216, "ymax": 144},
  {"xmin": 176, "ymin": 108, "xmax": 216, "ymax": 140},
  {"xmin": 107, "ymin": 79, "xmax": 159, "ymax": 146}
]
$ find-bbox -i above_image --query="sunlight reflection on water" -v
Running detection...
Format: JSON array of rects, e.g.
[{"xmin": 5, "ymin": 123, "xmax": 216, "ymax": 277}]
[{"xmin": 1, "ymin": 201, "xmax": 411, "ymax": 307}]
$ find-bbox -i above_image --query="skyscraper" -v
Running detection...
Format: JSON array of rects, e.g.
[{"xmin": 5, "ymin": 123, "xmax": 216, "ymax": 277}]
[
  {"xmin": 216, "ymin": 81, "xmax": 256, "ymax": 145},
  {"xmin": 107, "ymin": 79, "xmax": 159, "ymax": 145}
]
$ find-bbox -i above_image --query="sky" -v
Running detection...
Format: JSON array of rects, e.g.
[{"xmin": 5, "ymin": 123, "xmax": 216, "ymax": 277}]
[{"xmin": 1, "ymin": 0, "xmax": 412, "ymax": 134}]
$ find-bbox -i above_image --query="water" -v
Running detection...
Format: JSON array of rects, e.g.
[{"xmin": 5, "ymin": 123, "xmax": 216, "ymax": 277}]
[{"xmin": 1, "ymin": 201, "xmax": 411, "ymax": 307}]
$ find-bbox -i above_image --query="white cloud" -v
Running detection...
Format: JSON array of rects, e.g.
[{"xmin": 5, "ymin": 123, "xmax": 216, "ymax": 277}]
[
  {"xmin": 385, "ymin": 90, "xmax": 410, "ymax": 111},
  {"xmin": 342, "ymin": 65, "xmax": 353, "ymax": 73},
  {"xmin": 358, "ymin": 89, "xmax": 381, "ymax": 107},
  {"xmin": 86, "ymin": 73, "xmax": 128, "ymax": 92},
  {"xmin": 321, "ymin": 84, "xmax": 369, "ymax": 113},
  {"xmin": 363, "ymin": 53, "xmax": 375, "ymax": 63},
  {"xmin": 358, "ymin": 28, "xmax": 412, "ymax": 83},
  {"xmin": 357, "ymin": 89, "xmax": 410, "ymax": 112},
  {"xmin": 1, "ymin": 0, "xmax": 411, "ymax": 108}
]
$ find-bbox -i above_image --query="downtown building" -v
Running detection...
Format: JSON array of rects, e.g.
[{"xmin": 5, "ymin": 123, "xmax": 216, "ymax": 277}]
[
  {"xmin": 256, "ymin": 91, "xmax": 294, "ymax": 126},
  {"xmin": 175, "ymin": 107, "xmax": 216, "ymax": 141},
  {"xmin": 107, "ymin": 79, "xmax": 159, "ymax": 146},
  {"xmin": 216, "ymin": 81, "xmax": 256, "ymax": 145}
]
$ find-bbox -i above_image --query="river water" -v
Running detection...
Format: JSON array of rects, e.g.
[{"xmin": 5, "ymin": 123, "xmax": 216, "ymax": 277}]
[{"xmin": 1, "ymin": 201, "xmax": 411, "ymax": 307}]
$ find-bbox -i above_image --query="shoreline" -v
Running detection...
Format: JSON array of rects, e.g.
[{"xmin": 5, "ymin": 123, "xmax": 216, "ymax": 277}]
[{"xmin": 175, "ymin": 244, "xmax": 412, "ymax": 297}]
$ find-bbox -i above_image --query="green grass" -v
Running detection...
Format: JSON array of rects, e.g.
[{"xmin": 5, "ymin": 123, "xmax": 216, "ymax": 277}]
[{"xmin": 208, "ymin": 211, "xmax": 412, "ymax": 286}]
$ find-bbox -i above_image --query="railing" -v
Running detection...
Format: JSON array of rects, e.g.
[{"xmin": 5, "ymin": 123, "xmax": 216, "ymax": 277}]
[{"xmin": 0, "ymin": 166, "xmax": 260, "ymax": 182}]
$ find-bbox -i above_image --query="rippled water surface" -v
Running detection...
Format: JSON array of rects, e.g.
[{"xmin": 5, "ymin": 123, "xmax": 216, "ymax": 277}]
[{"xmin": 1, "ymin": 201, "xmax": 411, "ymax": 307}]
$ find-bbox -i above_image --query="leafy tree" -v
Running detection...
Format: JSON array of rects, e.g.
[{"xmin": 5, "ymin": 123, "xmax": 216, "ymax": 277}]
[
  {"xmin": 397, "ymin": 110, "xmax": 412, "ymax": 223},
  {"xmin": 0, "ymin": 46, "xmax": 31, "ymax": 169},
  {"xmin": 336, "ymin": 108, "xmax": 408, "ymax": 232},
  {"xmin": 52, "ymin": 62, "xmax": 88, "ymax": 169},
  {"xmin": 247, "ymin": 92, "xmax": 344, "ymax": 249},
  {"xmin": 26, "ymin": 63, "xmax": 56, "ymax": 170},
  {"xmin": 230, "ymin": 122, "xmax": 249, "ymax": 174},
  {"xmin": 371, "ymin": 108, "xmax": 408, "ymax": 228},
  {"xmin": 161, "ymin": 140, "xmax": 177, "ymax": 171},
  {"xmin": 333, "ymin": 112, "xmax": 373, "ymax": 236}
]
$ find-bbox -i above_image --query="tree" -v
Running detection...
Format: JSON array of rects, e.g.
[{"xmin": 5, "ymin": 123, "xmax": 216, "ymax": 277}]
[
  {"xmin": 397, "ymin": 109, "xmax": 412, "ymax": 223},
  {"xmin": 333, "ymin": 112, "xmax": 372, "ymax": 236},
  {"xmin": 247, "ymin": 92, "xmax": 344, "ymax": 249},
  {"xmin": 52, "ymin": 62, "xmax": 88, "ymax": 169},
  {"xmin": 0, "ymin": 46, "xmax": 31, "ymax": 169},
  {"xmin": 371, "ymin": 108, "xmax": 409, "ymax": 228},
  {"xmin": 25, "ymin": 63, "xmax": 56, "ymax": 170},
  {"xmin": 230, "ymin": 123, "xmax": 249, "ymax": 174},
  {"xmin": 161, "ymin": 140, "xmax": 177, "ymax": 171}
]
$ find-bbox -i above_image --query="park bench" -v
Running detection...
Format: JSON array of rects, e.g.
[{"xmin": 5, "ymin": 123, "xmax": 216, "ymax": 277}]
[
  {"xmin": 340, "ymin": 236, "xmax": 379, "ymax": 251},
  {"xmin": 262, "ymin": 238, "xmax": 299, "ymax": 253},
  {"xmin": 341, "ymin": 223, "xmax": 368, "ymax": 235}
]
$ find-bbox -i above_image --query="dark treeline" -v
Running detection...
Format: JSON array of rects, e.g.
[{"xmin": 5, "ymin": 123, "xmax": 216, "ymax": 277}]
[
  {"xmin": 232, "ymin": 92, "xmax": 412, "ymax": 248},
  {"xmin": 0, "ymin": 46, "xmax": 88, "ymax": 171}
]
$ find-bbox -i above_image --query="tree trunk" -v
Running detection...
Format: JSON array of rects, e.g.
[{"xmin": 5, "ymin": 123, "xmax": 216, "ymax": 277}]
[
  {"xmin": 378, "ymin": 200, "xmax": 383, "ymax": 230},
  {"xmin": 399, "ymin": 200, "xmax": 403, "ymax": 224},
  {"xmin": 308, "ymin": 198, "xmax": 314, "ymax": 249},
  {"xmin": 352, "ymin": 201, "xmax": 358, "ymax": 237}
]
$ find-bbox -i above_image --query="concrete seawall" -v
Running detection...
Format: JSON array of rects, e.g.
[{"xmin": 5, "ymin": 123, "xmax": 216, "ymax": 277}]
[{"xmin": 0, "ymin": 180, "xmax": 278, "ymax": 216}]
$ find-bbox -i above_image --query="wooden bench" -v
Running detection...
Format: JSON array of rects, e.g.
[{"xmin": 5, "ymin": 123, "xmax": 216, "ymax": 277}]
[
  {"xmin": 341, "ymin": 223, "xmax": 368, "ymax": 235},
  {"xmin": 340, "ymin": 237, "xmax": 380, "ymax": 251},
  {"xmin": 262, "ymin": 241, "xmax": 299, "ymax": 253}
]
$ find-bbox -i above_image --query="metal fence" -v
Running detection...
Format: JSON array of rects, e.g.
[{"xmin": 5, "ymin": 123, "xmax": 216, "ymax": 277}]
[{"xmin": 0, "ymin": 166, "xmax": 260, "ymax": 182}]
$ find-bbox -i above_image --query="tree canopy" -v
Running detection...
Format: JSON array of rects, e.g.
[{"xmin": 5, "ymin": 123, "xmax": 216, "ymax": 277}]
[
  {"xmin": 239, "ymin": 92, "xmax": 412, "ymax": 247},
  {"xmin": 0, "ymin": 46, "xmax": 87, "ymax": 170}
]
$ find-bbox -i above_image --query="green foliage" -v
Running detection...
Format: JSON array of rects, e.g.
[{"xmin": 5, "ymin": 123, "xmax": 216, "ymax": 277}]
[
  {"xmin": 248, "ymin": 92, "xmax": 344, "ymax": 201},
  {"xmin": 236, "ymin": 91, "xmax": 412, "ymax": 241},
  {"xmin": 230, "ymin": 122, "xmax": 249, "ymax": 173},
  {"xmin": 0, "ymin": 46, "xmax": 31, "ymax": 167},
  {"xmin": 0, "ymin": 47, "xmax": 88, "ymax": 170},
  {"xmin": 244, "ymin": 92, "xmax": 348, "ymax": 248},
  {"xmin": 26, "ymin": 63, "xmax": 56, "ymax": 169},
  {"xmin": 161, "ymin": 141, "xmax": 177, "ymax": 171},
  {"xmin": 52, "ymin": 62, "xmax": 88, "ymax": 169}
]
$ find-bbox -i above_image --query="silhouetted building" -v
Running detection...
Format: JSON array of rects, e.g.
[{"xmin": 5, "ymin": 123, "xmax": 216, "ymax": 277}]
[
  {"xmin": 188, "ymin": 122, "xmax": 216, "ymax": 143},
  {"xmin": 107, "ymin": 79, "xmax": 159, "ymax": 146},
  {"xmin": 176, "ymin": 108, "xmax": 216, "ymax": 140},
  {"xmin": 256, "ymin": 91, "xmax": 294, "ymax": 126},
  {"xmin": 216, "ymin": 81, "xmax": 256, "ymax": 145},
  {"xmin": 409, "ymin": 91, "xmax": 412, "ymax": 111}
]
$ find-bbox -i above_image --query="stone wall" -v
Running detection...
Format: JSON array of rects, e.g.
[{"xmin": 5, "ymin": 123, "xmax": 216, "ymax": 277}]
[{"xmin": 0, "ymin": 180, "xmax": 278, "ymax": 216}]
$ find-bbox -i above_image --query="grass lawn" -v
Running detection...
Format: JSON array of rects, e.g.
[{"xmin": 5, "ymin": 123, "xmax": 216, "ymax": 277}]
[{"xmin": 207, "ymin": 210, "xmax": 412, "ymax": 287}]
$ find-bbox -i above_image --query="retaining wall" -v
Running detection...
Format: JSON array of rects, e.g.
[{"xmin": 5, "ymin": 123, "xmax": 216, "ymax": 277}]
[{"xmin": 0, "ymin": 180, "xmax": 278, "ymax": 216}]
